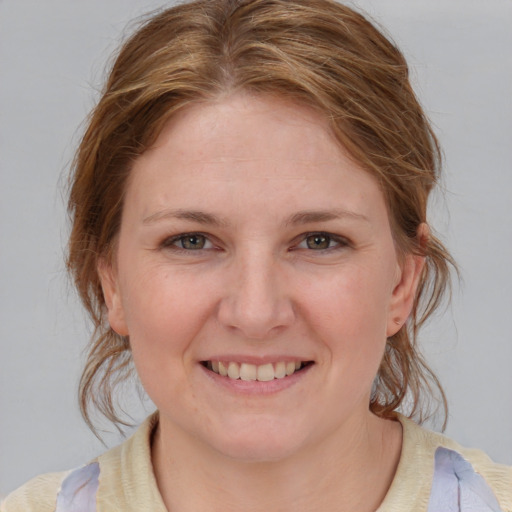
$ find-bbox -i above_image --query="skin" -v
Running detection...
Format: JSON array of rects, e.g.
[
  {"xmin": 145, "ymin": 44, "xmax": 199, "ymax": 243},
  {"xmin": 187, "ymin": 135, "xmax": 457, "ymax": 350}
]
[{"xmin": 99, "ymin": 93, "xmax": 426, "ymax": 512}]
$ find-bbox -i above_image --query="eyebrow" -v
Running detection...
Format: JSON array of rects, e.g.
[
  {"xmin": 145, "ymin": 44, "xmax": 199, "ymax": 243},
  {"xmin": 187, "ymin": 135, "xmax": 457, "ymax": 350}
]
[
  {"xmin": 143, "ymin": 208, "xmax": 228, "ymax": 227},
  {"xmin": 143, "ymin": 207, "xmax": 369, "ymax": 226},
  {"xmin": 285, "ymin": 209, "xmax": 370, "ymax": 226}
]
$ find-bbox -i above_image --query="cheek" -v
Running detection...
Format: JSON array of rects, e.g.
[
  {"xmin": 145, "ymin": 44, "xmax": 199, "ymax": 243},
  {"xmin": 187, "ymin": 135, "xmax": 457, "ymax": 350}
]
[
  {"xmin": 118, "ymin": 265, "xmax": 214, "ymax": 377},
  {"xmin": 298, "ymin": 264, "xmax": 392, "ymax": 372},
  {"xmin": 120, "ymin": 275, "xmax": 212, "ymax": 414},
  {"xmin": 304, "ymin": 263, "xmax": 392, "ymax": 333}
]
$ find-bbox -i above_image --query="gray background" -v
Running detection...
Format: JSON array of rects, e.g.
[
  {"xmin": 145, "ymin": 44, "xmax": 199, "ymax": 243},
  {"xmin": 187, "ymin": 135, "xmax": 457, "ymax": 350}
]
[{"xmin": 1, "ymin": 0, "xmax": 511, "ymax": 498}]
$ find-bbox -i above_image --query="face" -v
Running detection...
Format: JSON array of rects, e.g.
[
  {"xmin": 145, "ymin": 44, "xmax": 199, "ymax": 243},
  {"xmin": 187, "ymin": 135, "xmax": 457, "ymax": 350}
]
[{"xmin": 100, "ymin": 94, "xmax": 423, "ymax": 462}]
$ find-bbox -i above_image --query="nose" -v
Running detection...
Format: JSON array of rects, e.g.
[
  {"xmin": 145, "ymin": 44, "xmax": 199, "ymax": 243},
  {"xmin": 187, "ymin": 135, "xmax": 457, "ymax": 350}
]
[{"xmin": 217, "ymin": 250, "xmax": 295, "ymax": 339}]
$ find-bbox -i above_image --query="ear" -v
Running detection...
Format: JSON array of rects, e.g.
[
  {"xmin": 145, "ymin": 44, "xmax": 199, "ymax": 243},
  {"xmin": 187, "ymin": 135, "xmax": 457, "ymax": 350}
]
[
  {"xmin": 386, "ymin": 224, "xmax": 428, "ymax": 337},
  {"xmin": 97, "ymin": 257, "xmax": 129, "ymax": 336}
]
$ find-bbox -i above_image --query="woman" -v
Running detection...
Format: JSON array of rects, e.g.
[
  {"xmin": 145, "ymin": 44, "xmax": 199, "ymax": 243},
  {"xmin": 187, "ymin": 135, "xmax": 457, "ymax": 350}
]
[{"xmin": 2, "ymin": 0, "xmax": 511, "ymax": 510}]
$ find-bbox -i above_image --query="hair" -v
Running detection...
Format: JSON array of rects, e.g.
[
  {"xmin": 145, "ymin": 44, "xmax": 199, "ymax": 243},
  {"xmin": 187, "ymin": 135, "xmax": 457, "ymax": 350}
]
[{"xmin": 67, "ymin": 0, "xmax": 456, "ymax": 433}]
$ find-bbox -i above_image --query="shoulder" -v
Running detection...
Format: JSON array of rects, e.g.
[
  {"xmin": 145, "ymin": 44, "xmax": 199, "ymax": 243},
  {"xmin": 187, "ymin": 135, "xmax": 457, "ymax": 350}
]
[
  {"xmin": 1, "ymin": 463, "xmax": 101, "ymax": 512},
  {"xmin": 399, "ymin": 414, "xmax": 512, "ymax": 511},
  {"xmin": 1, "ymin": 471, "xmax": 67, "ymax": 512},
  {"xmin": 1, "ymin": 413, "xmax": 163, "ymax": 512}
]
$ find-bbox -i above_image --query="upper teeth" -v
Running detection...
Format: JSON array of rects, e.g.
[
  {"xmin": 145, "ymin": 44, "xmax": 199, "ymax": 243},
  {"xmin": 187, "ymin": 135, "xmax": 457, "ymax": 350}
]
[{"xmin": 209, "ymin": 361, "xmax": 303, "ymax": 381}]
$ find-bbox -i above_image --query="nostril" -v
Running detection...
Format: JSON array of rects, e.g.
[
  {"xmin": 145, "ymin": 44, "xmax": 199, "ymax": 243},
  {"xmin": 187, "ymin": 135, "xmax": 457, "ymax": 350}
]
[{"xmin": 217, "ymin": 298, "xmax": 295, "ymax": 340}]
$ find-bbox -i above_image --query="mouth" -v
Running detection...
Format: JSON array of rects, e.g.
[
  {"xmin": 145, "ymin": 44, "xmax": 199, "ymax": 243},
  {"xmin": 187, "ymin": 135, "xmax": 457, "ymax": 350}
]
[{"xmin": 201, "ymin": 360, "xmax": 313, "ymax": 382}]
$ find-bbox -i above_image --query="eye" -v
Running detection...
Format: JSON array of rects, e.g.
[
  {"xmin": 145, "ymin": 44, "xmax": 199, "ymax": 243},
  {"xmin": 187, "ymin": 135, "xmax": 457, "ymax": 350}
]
[
  {"xmin": 296, "ymin": 232, "xmax": 348, "ymax": 251},
  {"xmin": 179, "ymin": 234, "xmax": 207, "ymax": 250},
  {"xmin": 162, "ymin": 233, "xmax": 214, "ymax": 251},
  {"xmin": 305, "ymin": 234, "xmax": 331, "ymax": 250}
]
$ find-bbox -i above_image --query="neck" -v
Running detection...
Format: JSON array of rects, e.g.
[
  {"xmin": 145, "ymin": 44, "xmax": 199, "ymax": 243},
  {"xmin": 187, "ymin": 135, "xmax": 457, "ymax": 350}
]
[{"xmin": 151, "ymin": 412, "xmax": 402, "ymax": 512}]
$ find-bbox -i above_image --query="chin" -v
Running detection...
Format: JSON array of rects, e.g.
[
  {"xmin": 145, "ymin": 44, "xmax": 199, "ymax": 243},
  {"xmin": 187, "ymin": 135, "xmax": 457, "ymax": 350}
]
[
  {"xmin": 215, "ymin": 438, "xmax": 303, "ymax": 463},
  {"xmin": 206, "ymin": 418, "xmax": 308, "ymax": 463}
]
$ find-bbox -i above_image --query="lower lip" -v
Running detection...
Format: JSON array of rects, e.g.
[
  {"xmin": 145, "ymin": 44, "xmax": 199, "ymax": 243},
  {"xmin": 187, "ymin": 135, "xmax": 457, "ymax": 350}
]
[{"xmin": 199, "ymin": 363, "xmax": 313, "ymax": 396}]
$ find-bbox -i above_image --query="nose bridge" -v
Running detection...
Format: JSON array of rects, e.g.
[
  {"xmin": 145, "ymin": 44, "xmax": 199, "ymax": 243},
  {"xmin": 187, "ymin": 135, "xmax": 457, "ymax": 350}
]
[{"xmin": 217, "ymin": 244, "xmax": 294, "ymax": 338}]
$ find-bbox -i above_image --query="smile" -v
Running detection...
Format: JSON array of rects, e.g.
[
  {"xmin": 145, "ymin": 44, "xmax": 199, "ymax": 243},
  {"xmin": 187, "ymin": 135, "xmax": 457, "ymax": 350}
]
[{"xmin": 202, "ymin": 361, "xmax": 312, "ymax": 381}]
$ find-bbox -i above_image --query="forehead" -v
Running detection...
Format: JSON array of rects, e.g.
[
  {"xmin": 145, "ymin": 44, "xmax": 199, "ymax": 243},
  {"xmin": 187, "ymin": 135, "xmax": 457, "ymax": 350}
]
[
  {"xmin": 147, "ymin": 94, "xmax": 342, "ymax": 170},
  {"xmin": 125, "ymin": 93, "xmax": 388, "ymax": 228}
]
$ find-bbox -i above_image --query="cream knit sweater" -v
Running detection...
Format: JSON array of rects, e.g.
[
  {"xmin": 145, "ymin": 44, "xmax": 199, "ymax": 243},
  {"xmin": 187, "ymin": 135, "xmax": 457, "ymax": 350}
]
[{"xmin": 2, "ymin": 414, "xmax": 511, "ymax": 511}]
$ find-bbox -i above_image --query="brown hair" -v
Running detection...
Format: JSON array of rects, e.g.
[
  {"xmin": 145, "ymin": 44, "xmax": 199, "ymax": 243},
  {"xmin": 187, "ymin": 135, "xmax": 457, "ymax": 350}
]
[{"xmin": 67, "ymin": 0, "xmax": 455, "ymax": 433}]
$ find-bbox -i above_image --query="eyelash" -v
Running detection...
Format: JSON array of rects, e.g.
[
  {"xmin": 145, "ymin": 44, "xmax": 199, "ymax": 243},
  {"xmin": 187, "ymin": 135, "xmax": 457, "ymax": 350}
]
[{"xmin": 160, "ymin": 231, "xmax": 350, "ymax": 254}]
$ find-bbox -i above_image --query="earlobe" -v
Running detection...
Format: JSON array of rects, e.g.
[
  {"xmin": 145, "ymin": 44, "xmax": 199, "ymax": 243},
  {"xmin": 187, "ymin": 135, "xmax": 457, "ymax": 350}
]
[
  {"xmin": 97, "ymin": 258, "xmax": 129, "ymax": 336},
  {"xmin": 386, "ymin": 224, "xmax": 428, "ymax": 337}
]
